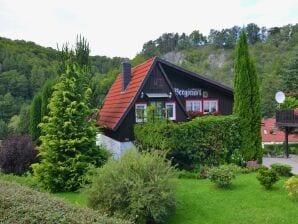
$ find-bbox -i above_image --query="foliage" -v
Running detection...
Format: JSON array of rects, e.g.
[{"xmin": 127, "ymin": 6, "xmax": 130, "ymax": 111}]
[
  {"xmin": 0, "ymin": 135, "xmax": 38, "ymax": 175},
  {"xmin": 257, "ymin": 169, "xmax": 279, "ymax": 189},
  {"xmin": 0, "ymin": 36, "xmax": 124, "ymax": 128},
  {"xmin": 231, "ymin": 150, "xmax": 246, "ymax": 167},
  {"xmin": 281, "ymin": 96, "xmax": 298, "ymax": 109},
  {"xmin": 0, "ymin": 180, "xmax": 129, "ymax": 224},
  {"xmin": 18, "ymin": 104, "xmax": 30, "ymax": 134},
  {"xmin": 134, "ymin": 115, "xmax": 241, "ymax": 170},
  {"xmin": 86, "ymin": 149, "xmax": 176, "ymax": 224},
  {"xmin": 270, "ymin": 163, "xmax": 292, "ymax": 177},
  {"xmin": 263, "ymin": 144, "xmax": 298, "ymax": 156},
  {"xmin": 32, "ymin": 59, "xmax": 106, "ymax": 192},
  {"xmin": 177, "ymin": 170, "xmax": 199, "ymax": 179},
  {"xmin": 0, "ymin": 119, "xmax": 9, "ymax": 139},
  {"xmin": 233, "ymin": 32, "xmax": 262, "ymax": 162},
  {"xmin": 282, "ymin": 50, "xmax": 298, "ymax": 97},
  {"xmin": 208, "ymin": 164, "xmax": 240, "ymax": 188},
  {"xmin": 285, "ymin": 176, "xmax": 298, "ymax": 201},
  {"xmin": 0, "ymin": 172, "xmax": 42, "ymax": 190},
  {"xmin": 29, "ymin": 92, "xmax": 42, "ymax": 141},
  {"xmin": 41, "ymin": 78, "xmax": 57, "ymax": 118}
]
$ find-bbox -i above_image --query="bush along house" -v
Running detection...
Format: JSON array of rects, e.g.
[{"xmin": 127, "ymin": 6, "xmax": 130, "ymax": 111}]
[{"xmin": 96, "ymin": 57, "xmax": 233, "ymax": 156}]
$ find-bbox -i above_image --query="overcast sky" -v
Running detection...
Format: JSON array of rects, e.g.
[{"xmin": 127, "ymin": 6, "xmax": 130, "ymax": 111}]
[{"xmin": 0, "ymin": 0, "xmax": 297, "ymax": 58}]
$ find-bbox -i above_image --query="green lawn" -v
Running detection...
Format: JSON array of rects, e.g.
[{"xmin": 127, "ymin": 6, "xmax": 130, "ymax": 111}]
[
  {"xmin": 169, "ymin": 173, "xmax": 298, "ymax": 224},
  {"xmin": 1, "ymin": 173, "xmax": 297, "ymax": 224}
]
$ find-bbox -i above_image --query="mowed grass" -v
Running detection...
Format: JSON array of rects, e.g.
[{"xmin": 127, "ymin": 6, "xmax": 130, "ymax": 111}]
[
  {"xmin": 168, "ymin": 173, "xmax": 298, "ymax": 224},
  {"xmin": 1, "ymin": 172, "xmax": 297, "ymax": 224}
]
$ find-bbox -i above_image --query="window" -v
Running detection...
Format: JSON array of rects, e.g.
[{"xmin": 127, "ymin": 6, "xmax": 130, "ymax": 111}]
[
  {"xmin": 150, "ymin": 101, "xmax": 164, "ymax": 118},
  {"xmin": 186, "ymin": 100, "xmax": 202, "ymax": 112},
  {"xmin": 203, "ymin": 100, "xmax": 218, "ymax": 114},
  {"xmin": 165, "ymin": 102, "xmax": 176, "ymax": 120},
  {"xmin": 135, "ymin": 103, "xmax": 147, "ymax": 123},
  {"xmin": 263, "ymin": 129, "xmax": 268, "ymax": 135}
]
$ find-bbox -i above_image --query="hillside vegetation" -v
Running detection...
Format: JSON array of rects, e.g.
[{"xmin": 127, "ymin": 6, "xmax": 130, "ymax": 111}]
[{"xmin": 0, "ymin": 23, "xmax": 297, "ymax": 138}]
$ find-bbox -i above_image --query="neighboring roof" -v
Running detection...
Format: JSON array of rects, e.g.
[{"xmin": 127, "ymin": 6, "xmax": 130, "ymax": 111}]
[
  {"xmin": 261, "ymin": 118, "xmax": 298, "ymax": 142},
  {"xmin": 98, "ymin": 57, "xmax": 156, "ymax": 130}
]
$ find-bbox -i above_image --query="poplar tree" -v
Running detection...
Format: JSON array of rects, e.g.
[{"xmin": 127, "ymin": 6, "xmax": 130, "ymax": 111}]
[{"xmin": 233, "ymin": 32, "xmax": 262, "ymax": 162}]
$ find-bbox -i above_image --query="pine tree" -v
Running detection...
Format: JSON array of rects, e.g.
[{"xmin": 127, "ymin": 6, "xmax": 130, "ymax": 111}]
[
  {"xmin": 29, "ymin": 92, "xmax": 42, "ymax": 141},
  {"xmin": 233, "ymin": 32, "xmax": 262, "ymax": 162},
  {"xmin": 32, "ymin": 60, "xmax": 104, "ymax": 192}
]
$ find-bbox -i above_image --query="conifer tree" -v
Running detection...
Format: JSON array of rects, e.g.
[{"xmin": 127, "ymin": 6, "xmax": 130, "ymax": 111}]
[
  {"xmin": 29, "ymin": 92, "xmax": 42, "ymax": 141},
  {"xmin": 33, "ymin": 36, "xmax": 106, "ymax": 192},
  {"xmin": 33, "ymin": 60, "xmax": 104, "ymax": 192},
  {"xmin": 41, "ymin": 78, "xmax": 56, "ymax": 118},
  {"xmin": 233, "ymin": 32, "xmax": 262, "ymax": 162}
]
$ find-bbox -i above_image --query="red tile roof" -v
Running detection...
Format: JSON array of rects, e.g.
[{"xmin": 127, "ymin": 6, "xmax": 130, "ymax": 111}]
[
  {"xmin": 261, "ymin": 118, "xmax": 298, "ymax": 142},
  {"xmin": 98, "ymin": 57, "xmax": 156, "ymax": 130}
]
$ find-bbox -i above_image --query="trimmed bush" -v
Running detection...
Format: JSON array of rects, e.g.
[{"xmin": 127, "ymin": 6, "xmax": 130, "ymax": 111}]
[
  {"xmin": 257, "ymin": 169, "xmax": 279, "ymax": 190},
  {"xmin": 134, "ymin": 115, "xmax": 241, "ymax": 170},
  {"xmin": 285, "ymin": 176, "xmax": 298, "ymax": 201},
  {"xmin": 270, "ymin": 163, "xmax": 292, "ymax": 177},
  {"xmin": 0, "ymin": 180, "xmax": 129, "ymax": 224},
  {"xmin": 208, "ymin": 164, "xmax": 240, "ymax": 188},
  {"xmin": 86, "ymin": 148, "xmax": 176, "ymax": 224},
  {"xmin": 0, "ymin": 135, "xmax": 38, "ymax": 175}
]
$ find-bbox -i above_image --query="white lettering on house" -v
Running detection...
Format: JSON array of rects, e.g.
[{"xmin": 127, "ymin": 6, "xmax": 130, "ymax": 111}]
[{"xmin": 174, "ymin": 88, "xmax": 202, "ymax": 98}]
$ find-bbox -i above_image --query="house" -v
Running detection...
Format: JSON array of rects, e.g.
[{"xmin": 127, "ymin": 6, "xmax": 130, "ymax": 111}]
[
  {"xmin": 261, "ymin": 117, "xmax": 298, "ymax": 148},
  {"xmin": 97, "ymin": 57, "xmax": 234, "ymax": 148}
]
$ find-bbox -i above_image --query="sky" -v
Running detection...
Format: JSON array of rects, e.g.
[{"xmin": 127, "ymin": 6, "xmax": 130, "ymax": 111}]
[{"xmin": 0, "ymin": 0, "xmax": 298, "ymax": 58}]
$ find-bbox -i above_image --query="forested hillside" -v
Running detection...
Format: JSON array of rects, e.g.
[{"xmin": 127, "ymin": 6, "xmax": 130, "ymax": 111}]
[
  {"xmin": 0, "ymin": 37, "xmax": 125, "ymax": 137},
  {"xmin": 135, "ymin": 23, "xmax": 298, "ymax": 117},
  {"xmin": 0, "ymin": 23, "xmax": 297, "ymax": 138}
]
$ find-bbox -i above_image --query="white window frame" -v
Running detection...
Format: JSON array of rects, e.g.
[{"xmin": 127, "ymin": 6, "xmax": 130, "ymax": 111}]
[
  {"xmin": 186, "ymin": 100, "xmax": 202, "ymax": 112},
  {"xmin": 203, "ymin": 100, "xmax": 218, "ymax": 114},
  {"xmin": 135, "ymin": 103, "xmax": 147, "ymax": 123},
  {"xmin": 165, "ymin": 102, "xmax": 176, "ymax": 120}
]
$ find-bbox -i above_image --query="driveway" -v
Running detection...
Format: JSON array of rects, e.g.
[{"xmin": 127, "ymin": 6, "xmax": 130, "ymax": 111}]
[{"xmin": 263, "ymin": 155, "xmax": 298, "ymax": 174}]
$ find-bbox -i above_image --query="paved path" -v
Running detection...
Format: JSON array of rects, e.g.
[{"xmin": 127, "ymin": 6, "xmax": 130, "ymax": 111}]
[{"xmin": 263, "ymin": 155, "xmax": 298, "ymax": 174}]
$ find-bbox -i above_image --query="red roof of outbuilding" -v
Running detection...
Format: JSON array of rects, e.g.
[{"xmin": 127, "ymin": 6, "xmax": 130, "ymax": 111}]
[
  {"xmin": 261, "ymin": 118, "xmax": 298, "ymax": 142},
  {"xmin": 98, "ymin": 57, "xmax": 156, "ymax": 130}
]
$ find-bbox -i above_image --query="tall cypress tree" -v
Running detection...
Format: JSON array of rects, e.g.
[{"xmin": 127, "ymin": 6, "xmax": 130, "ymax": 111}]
[{"xmin": 233, "ymin": 32, "xmax": 262, "ymax": 162}]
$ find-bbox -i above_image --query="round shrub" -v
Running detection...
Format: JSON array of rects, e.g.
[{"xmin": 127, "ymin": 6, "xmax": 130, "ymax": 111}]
[
  {"xmin": 257, "ymin": 169, "xmax": 279, "ymax": 190},
  {"xmin": 285, "ymin": 176, "xmax": 298, "ymax": 201},
  {"xmin": 0, "ymin": 135, "xmax": 38, "ymax": 175},
  {"xmin": 86, "ymin": 148, "xmax": 176, "ymax": 224},
  {"xmin": 208, "ymin": 164, "xmax": 240, "ymax": 188},
  {"xmin": 270, "ymin": 163, "xmax": 292, "ymax": 177}
]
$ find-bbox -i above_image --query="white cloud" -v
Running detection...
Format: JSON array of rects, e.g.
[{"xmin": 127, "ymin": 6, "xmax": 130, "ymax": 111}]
[{"xmin": 0, "ymin": 0, "xmax": 297, "ymax": 58}]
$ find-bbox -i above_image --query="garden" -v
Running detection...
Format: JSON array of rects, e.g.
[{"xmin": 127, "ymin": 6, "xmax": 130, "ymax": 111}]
[{"xmin": 1, "ymin": 33, "xmax": 298, "ymax": 224}]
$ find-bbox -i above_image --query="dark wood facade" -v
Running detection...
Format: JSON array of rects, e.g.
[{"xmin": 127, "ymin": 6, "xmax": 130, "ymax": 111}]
[{"xmin": 102, "ymin": 57, "xmax": 234, "ymax": 141}]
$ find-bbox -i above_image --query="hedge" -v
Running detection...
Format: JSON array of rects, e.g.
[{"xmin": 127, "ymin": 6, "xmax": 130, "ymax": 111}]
[
  {"xmin": 0, "ymin": 180, "xmax": 130, "ymax": 224},
  {"xmin": 134, "ymin": 115, "xmax": 241, "ymax": 170}
]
